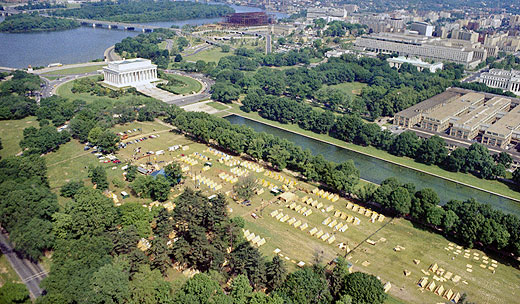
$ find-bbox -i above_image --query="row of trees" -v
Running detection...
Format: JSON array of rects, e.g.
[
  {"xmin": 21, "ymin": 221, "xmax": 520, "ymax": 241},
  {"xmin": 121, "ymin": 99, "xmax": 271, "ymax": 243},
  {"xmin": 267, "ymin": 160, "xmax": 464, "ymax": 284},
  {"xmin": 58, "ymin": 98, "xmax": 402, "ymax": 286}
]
[
  {"xmin": 241, "ymin": 91, "xmax": 509, "ymax": 181},
  {"xmin": 0, "ymin": 12, "xmax": 79, "ymax": 33},
  {"xmin": 51, "ymin": 0, "xmax": 234, "ymax": 23},
  {"xmin": 166, "ymin": 107, "xmax": 360, "ymax": 195},
  {"xmin": 365, "ymin": 177, "xmax": 520, "ymax": 255}
]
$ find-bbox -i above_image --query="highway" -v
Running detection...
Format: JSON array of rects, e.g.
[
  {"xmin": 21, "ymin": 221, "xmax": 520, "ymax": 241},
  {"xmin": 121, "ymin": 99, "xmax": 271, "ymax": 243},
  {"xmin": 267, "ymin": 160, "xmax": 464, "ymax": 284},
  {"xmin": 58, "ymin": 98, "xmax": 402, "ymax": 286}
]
[{"xmin": 0, "ymin": 231, "xmax": 47, "ymax": 299}]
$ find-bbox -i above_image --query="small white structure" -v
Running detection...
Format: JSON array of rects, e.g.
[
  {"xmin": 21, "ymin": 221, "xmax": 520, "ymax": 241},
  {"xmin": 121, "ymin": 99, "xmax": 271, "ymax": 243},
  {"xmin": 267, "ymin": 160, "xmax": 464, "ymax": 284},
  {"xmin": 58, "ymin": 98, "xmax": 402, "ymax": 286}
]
[
  {"xmin": 103, "ymin": 58, "xmax": 158, "ymax": 88},
  {"xmin": 387, "ymin": 56, "xmax": 443, "ymax": 73}
]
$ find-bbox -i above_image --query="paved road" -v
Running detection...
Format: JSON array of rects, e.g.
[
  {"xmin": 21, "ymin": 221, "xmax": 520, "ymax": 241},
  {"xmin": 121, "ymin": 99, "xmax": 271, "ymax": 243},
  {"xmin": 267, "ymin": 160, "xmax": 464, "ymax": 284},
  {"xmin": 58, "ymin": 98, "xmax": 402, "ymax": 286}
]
[
  {"xmin": 104, "ymin": 45, "xmax": 122, "ymax": 62},
  {"xmin": 39, "ymin": 72, "xmax": 100, "ymax": 98},
  {"xmin": 162, "ymin": 70, "xmax": 214, "ymax": 106},
  {"xmin": 0, "ymin": 231, "xmax": 47, "ymax": 299}
]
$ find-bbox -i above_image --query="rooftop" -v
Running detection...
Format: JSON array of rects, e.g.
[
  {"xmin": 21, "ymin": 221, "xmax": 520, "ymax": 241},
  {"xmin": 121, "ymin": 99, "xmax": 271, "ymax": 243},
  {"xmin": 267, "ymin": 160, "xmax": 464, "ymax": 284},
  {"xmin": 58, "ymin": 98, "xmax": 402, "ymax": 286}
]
[
  {"xmin": 485, "ymin": 106, "xmax": 520, "ymax": 137},
  {"xmin": 424, "ymin": 92, "xmax": 485, "ymax": 123},
  {"xmin": 452, "ymin": 97, "xmax": 511, "ymax": 131},
  {"xmin": 105, "ymin": 58, "xmax": 156, "ymax": 72}
]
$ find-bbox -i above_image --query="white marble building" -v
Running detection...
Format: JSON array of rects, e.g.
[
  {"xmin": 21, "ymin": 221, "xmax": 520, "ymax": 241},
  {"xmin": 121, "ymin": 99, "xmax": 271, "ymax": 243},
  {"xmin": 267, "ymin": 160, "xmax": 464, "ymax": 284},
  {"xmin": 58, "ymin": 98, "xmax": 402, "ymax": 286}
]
[
  {"xmin": 103, "ymin": 58, "xmax": 158, "ymax": 88},
  {"xmin": 478, "ymin": 69, "xmax": 520, "ymax": 96}
]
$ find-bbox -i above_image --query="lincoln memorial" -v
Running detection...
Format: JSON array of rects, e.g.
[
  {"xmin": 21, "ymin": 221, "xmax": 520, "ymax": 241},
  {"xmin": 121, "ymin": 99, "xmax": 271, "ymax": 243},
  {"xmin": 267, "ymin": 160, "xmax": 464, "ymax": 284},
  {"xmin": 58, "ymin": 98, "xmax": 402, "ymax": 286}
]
[{"xmin": 102, "ymin": 58, "xmax": 158, "ymax": 88}]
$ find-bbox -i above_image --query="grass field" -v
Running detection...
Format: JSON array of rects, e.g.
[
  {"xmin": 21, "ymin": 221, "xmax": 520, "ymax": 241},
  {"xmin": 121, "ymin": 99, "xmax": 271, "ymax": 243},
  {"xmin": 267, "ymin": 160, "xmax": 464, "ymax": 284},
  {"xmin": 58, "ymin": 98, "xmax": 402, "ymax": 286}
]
[
  {"xmin": 41, "ymin": 65, "xmax": 106, "ymax": 76},
  {"xmin": 0, "ymin": 116, "xmax": 37, "ymax": 159},
  {"xmin": 327, "ymin": 82, "xmax": 367, "ymax": 98},
  {"xmin": 7, "ymin": 115, "xmax": 516, "ymax": 302},
  {"xmin": 160, "ymin": 73, "xmax": 203, "ymax": 95},
  {"xmin": 95, "ymin": 120, "xmax": 518, "ymax": 304},
  {"xmin": 185, "ymin": 46, "xmax": 229, "ymax": 63},
  {"xmin": 207, "ymin": 101, "xmax": 229, "ymax": 111},
  {"xmin": 225, "ymin": 105, "xmax": 520, "ymax": 202}
]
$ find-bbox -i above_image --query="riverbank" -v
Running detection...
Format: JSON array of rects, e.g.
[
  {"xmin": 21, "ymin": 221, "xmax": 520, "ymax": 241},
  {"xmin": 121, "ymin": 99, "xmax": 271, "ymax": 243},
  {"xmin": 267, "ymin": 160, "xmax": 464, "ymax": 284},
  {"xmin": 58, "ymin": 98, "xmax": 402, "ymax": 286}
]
[{"xmin": 224, "ymin": 105, "xmax": 520, "ymax": 203}]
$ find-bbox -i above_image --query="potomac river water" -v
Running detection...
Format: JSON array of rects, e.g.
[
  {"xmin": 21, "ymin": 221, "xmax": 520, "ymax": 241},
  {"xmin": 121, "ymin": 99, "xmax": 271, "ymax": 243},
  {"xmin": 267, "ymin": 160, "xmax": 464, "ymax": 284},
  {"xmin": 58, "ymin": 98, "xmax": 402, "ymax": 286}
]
[
  {"xmin": 0, "ymin": 4, "xmax": 288, "ymax": 68},
  {"xmin": 225, "ymin": 114, "xmax": 520, "ymax": 216}
]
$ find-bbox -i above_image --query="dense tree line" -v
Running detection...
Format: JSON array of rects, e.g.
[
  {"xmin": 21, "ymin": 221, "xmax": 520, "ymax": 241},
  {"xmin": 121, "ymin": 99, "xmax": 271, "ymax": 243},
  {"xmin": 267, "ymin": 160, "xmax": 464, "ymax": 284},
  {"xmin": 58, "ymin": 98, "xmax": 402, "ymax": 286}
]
[
  {"xmin": 0, "ymin": 12, "xmax": 79, "ymax": 33},
  {"xmin": 0, "ymin": 155, "xmax": 58, "ymax": 260},
  {"xmin": 72, "ymin": 76, "xmax": 139, "ymax": 98},
  {"xmin": 51, "ymin": 0, "xmax": 234, "ymax": 23},
  {"xmin": 115, "ymin": 30, "xmax": 176, "ymax": 69},
  {"xmin": 366, "ymin": 177, "xmax": 520, "ymax": 255},
  {"xmin": 166, "ymin": 108, "xmax": 360, "ymax": 195},
  {"xmin": 241, "ymin": 89, "xmax": 508, "ymax": 181},
  {"xmin": 0, "ymin": 71, "xmax": 41, "ymax": 119},
  {"xmin": 36, "ymin": 96, "xmax": 84, "ymax": 126}
]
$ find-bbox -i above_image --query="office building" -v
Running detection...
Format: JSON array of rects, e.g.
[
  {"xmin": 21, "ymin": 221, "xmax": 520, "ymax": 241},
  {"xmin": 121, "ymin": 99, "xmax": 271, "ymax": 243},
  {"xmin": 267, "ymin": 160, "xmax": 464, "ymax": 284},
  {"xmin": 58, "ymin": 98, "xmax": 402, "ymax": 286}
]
[{"xmin": 478, "ymin": 69, "xmax": 520, "ymax": 96}]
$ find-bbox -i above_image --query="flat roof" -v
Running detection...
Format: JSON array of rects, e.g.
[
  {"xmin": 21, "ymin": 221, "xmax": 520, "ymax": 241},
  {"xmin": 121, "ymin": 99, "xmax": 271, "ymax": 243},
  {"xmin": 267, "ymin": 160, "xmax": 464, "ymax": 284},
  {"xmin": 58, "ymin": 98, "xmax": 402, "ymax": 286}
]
[
  {"xmin": 485, "ymin": 106, "xmax": 520, "ymax": 137},
  {"xmin": 394, "ymin": 90, "xmax": 462, "ymax": 119},
  {"xmin": 425, "ymin": 92, "xmax": 485, "ymax": 122},
  {"xmin": 452, "ymin": 97, "xmax": 511, "ymax": 131}
]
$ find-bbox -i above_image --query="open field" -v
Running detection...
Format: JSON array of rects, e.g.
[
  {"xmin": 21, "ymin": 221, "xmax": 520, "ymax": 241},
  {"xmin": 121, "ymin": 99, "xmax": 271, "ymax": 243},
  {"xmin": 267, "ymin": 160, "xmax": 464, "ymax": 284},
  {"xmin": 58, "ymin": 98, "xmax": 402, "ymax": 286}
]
[
  {"xmin": 224, "ymin": 105, "xmax": 520, "ymax": 201},
  {"xmin": 88, "ymin": 119, "xmax": 516, "ymax": 304},
  {"xmin": 3, "ymin": 115, "xmax": 517, "ymax": 302},
  {"xmin": 185, "ymin": 46, "xmax": 229, "ymax": 63},
  {"xmin": 40, "ymin": 65, "xmax": 106, "ymax": 76},
  {"xmin": 327, "ymin": 81, "xmax": 367, "ymax": 98},
  {"xmin": 0, "ymin": 116, "xmax": 37, "ymax": 158},
  {"xmin": 207, "ymin": 101, "xmax": 229, "ymax": 111}
]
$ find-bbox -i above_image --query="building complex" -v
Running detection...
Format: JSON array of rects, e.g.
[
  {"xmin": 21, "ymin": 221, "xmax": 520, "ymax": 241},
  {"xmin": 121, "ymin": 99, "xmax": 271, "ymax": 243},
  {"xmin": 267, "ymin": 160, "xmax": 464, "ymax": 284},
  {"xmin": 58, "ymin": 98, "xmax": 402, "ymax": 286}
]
[{"xmin": 394, "ymin": 88, "xmax": 520, "ymax": 149}]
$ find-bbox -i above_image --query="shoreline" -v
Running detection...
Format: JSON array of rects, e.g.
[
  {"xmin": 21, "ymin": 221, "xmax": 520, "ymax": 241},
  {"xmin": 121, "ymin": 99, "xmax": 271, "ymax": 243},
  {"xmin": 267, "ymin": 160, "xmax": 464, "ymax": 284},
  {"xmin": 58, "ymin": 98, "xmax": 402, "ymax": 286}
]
[{"xmin": 224, "ymin": 111, "xmax": 520, "ymax": 204}]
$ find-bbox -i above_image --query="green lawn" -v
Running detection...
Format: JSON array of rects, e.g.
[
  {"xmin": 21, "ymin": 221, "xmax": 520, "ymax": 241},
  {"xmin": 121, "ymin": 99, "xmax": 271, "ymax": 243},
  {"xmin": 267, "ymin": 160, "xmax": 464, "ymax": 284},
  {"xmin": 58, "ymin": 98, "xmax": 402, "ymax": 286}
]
[
  {"xmin": 226, "ymin": 105, "xmax": 520, "ymax": 201},
  {"xmin": 327, "ymin": 82, "xmax": 367, "ymax": 98},
  {"xmin": 41, "ymin": 65, "xmax": 106, "ymax": 76},
  {"xmin": 185, "ymin": 46, "xmax": 229, "ymax": 63},
  {"xmin": 56, "ymin": 76, "xmax": 157, "ymax": 104},
  {"xmin": 207, "ymin": 101, "xmax": 229, "ymax": 111},
  {"xmin": 0, "ymin": 116, "xmax": 37, "ymax": 158},
  {"xmin": 160, "ymin": 73, "xmax": 202, "ymax": 95},
  {"xmin": 24, "ymin": 118, "xmax": 519, "ymax": 303}
]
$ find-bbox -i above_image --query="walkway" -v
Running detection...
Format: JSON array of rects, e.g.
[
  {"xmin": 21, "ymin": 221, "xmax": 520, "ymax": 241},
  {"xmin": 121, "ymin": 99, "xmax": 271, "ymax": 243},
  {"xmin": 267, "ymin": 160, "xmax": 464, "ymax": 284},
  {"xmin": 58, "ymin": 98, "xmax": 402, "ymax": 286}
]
[{"xmin": 0, "ymin": 231, "xmax": 47, "ymax": 299}]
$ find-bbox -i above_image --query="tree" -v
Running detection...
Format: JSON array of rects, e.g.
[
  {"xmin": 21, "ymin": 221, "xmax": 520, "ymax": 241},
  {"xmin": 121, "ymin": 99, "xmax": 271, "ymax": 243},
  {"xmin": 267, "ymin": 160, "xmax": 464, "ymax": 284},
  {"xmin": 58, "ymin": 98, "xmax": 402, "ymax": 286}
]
[
  {"xmin": 389, "ymin": 186, "xmax": 411, "ymax": 216},
  {"xmin": 60, "ymin": 180, "xmax": 84, "ymax": 198},
  {"xmin": 494, "ymin": 152, "xmax": 512, "ymax": 168},
  {"xmin": 211, "ymin": 82, "xmax": 241, "ymax": 103},
  {"xmin": 174, "ymin": 54, "xmax": 183, "ymax": 62},
  {"xmin": 129, "ymin": 265, "xmax": 172, "ymax": 304},
  {"xmin": 233, "ymin": 176, "xmax": 257, "ymax": 200},
  {"xmin": 0, "ymin": 282, "xmax": 31, "ymax": 304},
  {"xmin": 230, "ymin": 274, "xmax": 253, "ymax": 304},
  {"xmin": 342, "ymin": 272, "xmax": 386, "ymax": 304},
  {"xmin": 389, "ymin": 131, "xmax": 420, "ymax": 158},
  {"xmin": 89, "ymin": 165, "xmax": 109, "ymax": 190},
  {"xmin": 416, "ymin": 135, "xmax": 447, "ymax": 165},
  {"xmin": 96, "ymin": 130, "xmax": 119, "ymax": 153},
  {"xmin": 265, "ymin": 256, "xmax": 287, "ymax": 291},
  {"xmin": 120, "ymin": 164, "xmax": 135, "ymax": 182},
  {"xmin": 90, "ymin": 259, "xmax": 131, "ymax": 304},
  {"xmin": 274, "ymin": 266, "xmax": 332, "ymax": 304},
  {"xmin": 164, "ymin": 162, "xmax": 182, "ymax": 186},
  {"xmin": 88, "ymin": 127, "xmax": 104, "ymax": 145},
  {"xmin": 10, "ymin": 218, "xmax": 54, "ymax": 261},
  {"xmin": 172, "ymin": 273, "xmax": 230, "ymax": 304}
]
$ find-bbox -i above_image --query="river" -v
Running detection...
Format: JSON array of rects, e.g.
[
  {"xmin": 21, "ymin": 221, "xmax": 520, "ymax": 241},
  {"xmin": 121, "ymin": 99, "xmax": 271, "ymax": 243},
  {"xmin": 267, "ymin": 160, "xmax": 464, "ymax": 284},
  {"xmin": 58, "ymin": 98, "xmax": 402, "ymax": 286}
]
[
  {"xmin": 225, "ymin": 114, "xmax": 520, "ymax": 216},
  {"xmin": 0, "ymin": 4, "xmax": 288, "ymax": 68}
]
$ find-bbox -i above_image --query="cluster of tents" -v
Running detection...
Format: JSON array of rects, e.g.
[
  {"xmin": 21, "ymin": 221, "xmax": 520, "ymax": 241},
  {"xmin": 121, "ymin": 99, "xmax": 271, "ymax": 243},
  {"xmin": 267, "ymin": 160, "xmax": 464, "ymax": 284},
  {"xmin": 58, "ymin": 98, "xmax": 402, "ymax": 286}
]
[
  {"xmin": 243, "ymin": 229, "xmax": 266, "ymax": 247},
  {"xmin": 194, "ymin": 175, "xmax": 223, "ymax": 190},
  {"xmin": 311, "ymin": 188, "xmax": 339, "ymax": 202}
]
